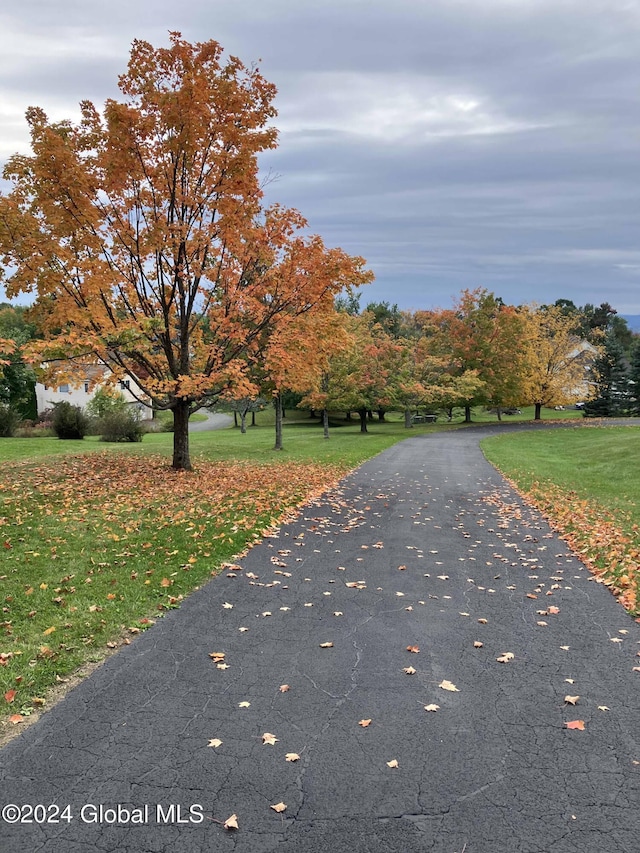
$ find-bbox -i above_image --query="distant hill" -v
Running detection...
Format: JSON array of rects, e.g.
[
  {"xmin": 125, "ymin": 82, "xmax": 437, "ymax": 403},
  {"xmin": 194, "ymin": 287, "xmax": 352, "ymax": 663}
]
[{"xmin": 622, "ymin": 315, "xmax": 640, "ymax": 333}]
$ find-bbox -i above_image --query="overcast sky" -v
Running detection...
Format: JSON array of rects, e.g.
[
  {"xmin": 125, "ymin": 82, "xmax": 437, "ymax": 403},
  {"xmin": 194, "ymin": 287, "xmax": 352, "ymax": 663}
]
[{"xmin": 1, "ymin": 0, "xmax": 639, "ymax": 314}]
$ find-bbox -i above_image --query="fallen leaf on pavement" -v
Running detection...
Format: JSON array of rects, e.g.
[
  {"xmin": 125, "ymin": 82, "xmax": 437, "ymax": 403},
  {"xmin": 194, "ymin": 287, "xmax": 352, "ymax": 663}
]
[
  {"xmin": 271, "ymin": 802, "xmax": 287, "ymax": 813},
  {"xmin": 223, "ymin": 814, "xmax": 238, "ymax": 830},
  {"xmin": 496, "ymin": 653, "xmax": 515, "ymax": 663},
  {"xmin": 208, "ymin": 738, "xmax": 223, "ymax": 748},
  {"xmin": 262, "ymin": 732, "xmax": 278, "ymax": 745},
  {"xmin": 473, "ymin": 641, "xmax": 483, "ymax": 648},
  {"xmin": 598, "ymin": 705, "xmax": 610, "ymax": 712},
  {"xmin": 358, "ymin": 719, "xmax": 372, "ymax": 727},
  {"xmin": 222, "ymin": 602, "xmax": 234, "ymax": 610},
  {"xmin": 238, "ymin": 701, "xmax": 251, "ymax": 708},
  {"xmin": 565, "ymin": 720, "xmax": 585, "ymax": 730},
  {"xmin": 439, "ymin": 680, "xmax": 459, "ymax": 692},
  {"xmin": 407, "ymin": 645, "xmax": 420, "ymax": 653},
  {"xmin": 404, "ymin": 666, "xmax": 417, "ymax": 675},
  {"xmin": 564, "ymin": 695, "xmax": 580, "ymax": 705},
  {"xmin": 424, "ymin": 704, "xmax": 440, "ymax": 712},
  {"xmin": 285, "ymin": 753, "xmax": 300, "ymax": 762},
  {"xmin": 279, "ymin": 684, "xmax": 290, "ymax": 693},
  {"xmin": 386, "ymin": 759, "xmax": 399, "ymax": 768},
  {"xmin": 319, "ymin": 642, "xmax": 334, "ymax": 648}
]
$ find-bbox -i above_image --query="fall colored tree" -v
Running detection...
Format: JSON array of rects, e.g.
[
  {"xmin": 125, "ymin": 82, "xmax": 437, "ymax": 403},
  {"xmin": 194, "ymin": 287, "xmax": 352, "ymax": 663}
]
[
  {"xmin": 0, "ymin": 34, "xmax": 371, "ymax": 469},
  {"xmin": 268, "ymin": 307, "xmax": 353, "ymax": 442},
  {"xmin": 299, "ymin": 313, "xmax": 396, "ymax": 433},
  {"xmin": 424, "ymin": 289, "xmax": 526, "ymax": 422},
  {"xmin": 519, "ymin": 304, "xmax": 600, "ymax": 419}
]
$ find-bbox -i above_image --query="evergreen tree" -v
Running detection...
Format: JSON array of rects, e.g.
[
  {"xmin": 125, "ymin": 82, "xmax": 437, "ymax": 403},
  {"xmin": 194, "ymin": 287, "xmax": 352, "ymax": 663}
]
[{"xmin": 583, "ymin": 332, "xmax": 630, "ymax": 417}]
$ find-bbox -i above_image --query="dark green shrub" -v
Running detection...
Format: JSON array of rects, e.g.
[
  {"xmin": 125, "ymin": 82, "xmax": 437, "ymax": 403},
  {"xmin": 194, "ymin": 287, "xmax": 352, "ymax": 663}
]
[
  {"xmin": 99, "ymin": 408, "xmax": 144, "ymax": 442},
  {"xmin": 0, "ymin": 404, "xmax": 21, "ymax": 437},
  {"xmin": 52, "ymin": 401, "xmax": 89, "ymax": 439}
]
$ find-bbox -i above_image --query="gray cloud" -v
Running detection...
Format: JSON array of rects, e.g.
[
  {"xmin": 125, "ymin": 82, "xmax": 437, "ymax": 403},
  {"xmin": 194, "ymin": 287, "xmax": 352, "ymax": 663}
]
[{"xmin": 1, "ymin": 0, "xmax": 639, "ymax": 312}]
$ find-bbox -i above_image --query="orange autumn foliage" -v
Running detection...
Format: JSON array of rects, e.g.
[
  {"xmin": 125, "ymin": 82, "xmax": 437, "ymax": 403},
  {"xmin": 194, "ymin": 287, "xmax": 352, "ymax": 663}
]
[{"xmin": 0, "ymin": 34, "xmax": 371, "ymax": 469}]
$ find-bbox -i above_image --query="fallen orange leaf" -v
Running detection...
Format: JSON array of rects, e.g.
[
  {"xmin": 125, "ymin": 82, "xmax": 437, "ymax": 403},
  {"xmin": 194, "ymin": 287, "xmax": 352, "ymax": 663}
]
[{"xmin": 565, "ymin": 720, "xmax": 585, "ymax": 730}]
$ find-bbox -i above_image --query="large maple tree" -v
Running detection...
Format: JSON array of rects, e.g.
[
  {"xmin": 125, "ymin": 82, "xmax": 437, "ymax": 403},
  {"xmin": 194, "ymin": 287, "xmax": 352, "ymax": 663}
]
[{"xmin": 0, "ymin": 34, "xmax": 371, "ymax": 469}]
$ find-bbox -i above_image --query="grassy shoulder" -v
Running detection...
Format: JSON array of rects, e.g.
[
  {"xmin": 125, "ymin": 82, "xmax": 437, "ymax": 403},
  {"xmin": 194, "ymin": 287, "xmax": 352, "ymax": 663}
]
[{"xmin": 481, "ymin": 425, "xmax": 640, "ymax": 616}]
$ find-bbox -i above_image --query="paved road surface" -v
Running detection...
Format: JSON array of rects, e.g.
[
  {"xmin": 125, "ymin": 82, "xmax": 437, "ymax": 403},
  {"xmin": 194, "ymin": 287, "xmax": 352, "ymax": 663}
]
[{"xmin": 1, "ymin": 427, "xmax": 638, "ymax": 853}]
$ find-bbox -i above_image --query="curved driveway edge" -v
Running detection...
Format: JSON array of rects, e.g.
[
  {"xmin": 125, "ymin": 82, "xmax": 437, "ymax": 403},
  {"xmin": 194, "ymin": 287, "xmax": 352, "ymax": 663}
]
[{"xmin": 1, "ymin": 426, "xmax": 638, "ymax": 853}]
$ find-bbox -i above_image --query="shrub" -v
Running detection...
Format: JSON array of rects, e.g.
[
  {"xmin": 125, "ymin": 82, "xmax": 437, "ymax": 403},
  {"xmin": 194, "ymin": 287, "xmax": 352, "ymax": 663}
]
[
  {"xmin": 0, "ymin": 405, "xmax": 21, "ymax": 437},
  {"xmin": 99, "ymin": 408, "xmax": 144, "ymax": 442},
  {"xmin": 52, "ymin": 401, "xmax": 89, "ymax": 439},
  {"xmin": 86, "ymin": 387, "xmax": 128, "ymax": 419}
]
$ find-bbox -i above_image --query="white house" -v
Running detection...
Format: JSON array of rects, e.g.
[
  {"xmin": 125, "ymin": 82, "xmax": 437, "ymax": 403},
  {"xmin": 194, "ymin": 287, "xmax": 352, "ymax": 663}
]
[{"xmin": 35, "ymin": 362, "xmax": 154, "ymax": 420}]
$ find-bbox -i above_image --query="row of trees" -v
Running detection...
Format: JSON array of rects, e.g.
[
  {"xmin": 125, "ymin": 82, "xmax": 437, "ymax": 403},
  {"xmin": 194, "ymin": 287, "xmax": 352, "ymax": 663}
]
[{"xmin": 260, "ymin": 290, "xmax": 640, "ymax": 437}]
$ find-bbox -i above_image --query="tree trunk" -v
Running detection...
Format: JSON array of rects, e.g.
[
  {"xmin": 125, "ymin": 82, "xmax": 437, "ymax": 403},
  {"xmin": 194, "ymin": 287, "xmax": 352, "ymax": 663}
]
[
  {"xmin": 274, "ymin": 394, "xmax": 283, "ymax": 450},
  {"xmin": 464, "ymin": 405, "xmax": 472, "ymax": 423},
  {"xmin": 404, "ymin": 408, "xmax": 413, "ymax": 428},
  {"xmin": 358, "ymin": 408, "xmax": 368, "ymax": 433},
  {"xmin": 240, "ymin": 411, "xmax": 247, "ymax": 434},
  {"xmin": 251, "ymin": 411, "xmax": 256, "ymax": 426},
  {"xmin": 534, "ymin": 402, "xmax": 542, "ymax": 420},
  {"xmin": 322, "ymin": 408, "xmax": 329, "ymax": 439},
  {"xmin": 496, "ymin": 406, "xmax": 502, "ymax": 421},
  {"xmin": 367, "ymin": 409, "xmax": 374, "ymax": 421},
  {"xmin": 172, "ymin": 400, "xmax": 192, "ymax": 470},
  {"xmin": 378, "ymin": 408, "xmax": 386, "ymax": 421},
  {"xmin": 233, "ymin": 411, "xmax": 238, "ymax": 427},
  {"xmin": 345, "ymin": 411, "xmax": 351, "ymax": 420}
]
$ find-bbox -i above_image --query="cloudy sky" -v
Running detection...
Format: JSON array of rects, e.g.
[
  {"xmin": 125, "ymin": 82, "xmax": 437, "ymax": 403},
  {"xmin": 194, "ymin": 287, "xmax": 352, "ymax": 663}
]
[{"xmin": 1, "ymin": 0, "xmax": 639, "ymax": 314}]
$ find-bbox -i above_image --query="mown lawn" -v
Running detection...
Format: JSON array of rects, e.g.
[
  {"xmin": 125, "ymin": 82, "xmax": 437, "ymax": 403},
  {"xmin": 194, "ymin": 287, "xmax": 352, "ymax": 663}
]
[{"xmin": 481, "ymin": 425, "xmax": 640, "ymax": 616}]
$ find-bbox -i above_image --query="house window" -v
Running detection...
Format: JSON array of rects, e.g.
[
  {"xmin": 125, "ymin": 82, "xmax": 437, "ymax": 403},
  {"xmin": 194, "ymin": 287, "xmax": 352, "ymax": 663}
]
[
  {"xmin": 59, "ymin": 384, "xmax": 70, "ymax": 393},
  {"xmin": 84, "ymin": 382, "xmax": 90, "ymax": 393},
  {"xmin": 120, "ymin": 380, "xmax": 130, "ymax": 390}
]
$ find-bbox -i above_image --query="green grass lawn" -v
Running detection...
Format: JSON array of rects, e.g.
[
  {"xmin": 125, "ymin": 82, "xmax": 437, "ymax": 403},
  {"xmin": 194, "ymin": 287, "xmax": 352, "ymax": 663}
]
[
  {"xmin": 481, "ymin": 425, "xmax": 640, "ymax": 615},
  {"xmin": 481, "ymin": 426, "xmax": 640, "ymax": 523}
]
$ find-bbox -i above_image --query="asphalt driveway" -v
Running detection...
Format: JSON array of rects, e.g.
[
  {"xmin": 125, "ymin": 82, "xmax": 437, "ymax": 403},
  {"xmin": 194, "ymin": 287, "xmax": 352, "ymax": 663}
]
[{"xmin": 1, "ymin": 427, "xmax": 638, "ymax": 853}]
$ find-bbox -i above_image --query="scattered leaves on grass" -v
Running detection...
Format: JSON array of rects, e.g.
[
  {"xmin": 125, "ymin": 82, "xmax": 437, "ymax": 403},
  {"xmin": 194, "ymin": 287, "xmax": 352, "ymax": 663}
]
[{"xmin": 4, "ymin": 689, "xmax": 16, "ymax": 703}]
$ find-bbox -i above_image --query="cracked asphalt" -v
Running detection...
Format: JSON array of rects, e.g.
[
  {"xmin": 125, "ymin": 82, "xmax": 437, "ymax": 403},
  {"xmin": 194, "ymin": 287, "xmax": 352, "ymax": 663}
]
[{"xmin": 1, "ymin": 426, "xmax": 639, "ymax": 853}]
